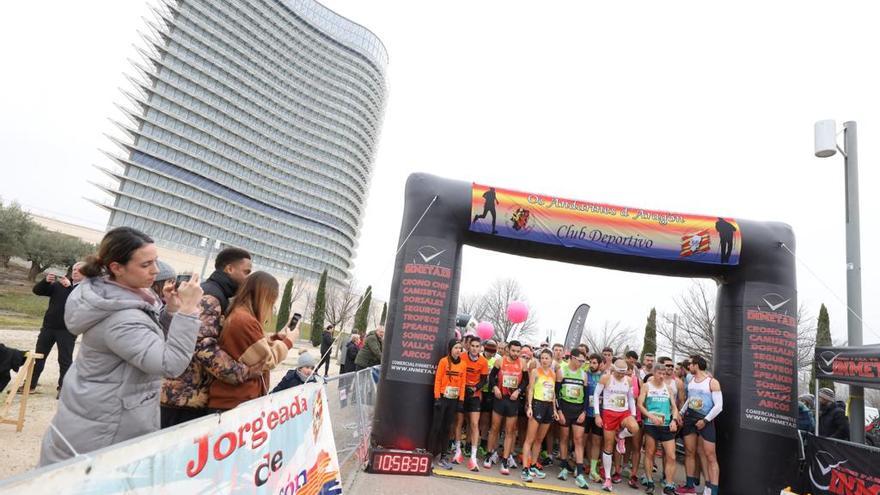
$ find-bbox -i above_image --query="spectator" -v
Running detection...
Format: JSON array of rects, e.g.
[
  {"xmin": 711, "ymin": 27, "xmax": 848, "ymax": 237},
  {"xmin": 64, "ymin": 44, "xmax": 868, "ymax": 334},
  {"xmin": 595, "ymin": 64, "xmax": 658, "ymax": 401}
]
[
  {"xmin": 319, "ymin": 324, "xmax": 334, "ymax": 377},
  {"xmin": 39, "ymin": 227, "xmax": 202, "ymax": 466},
  {"xmin": 208, "ymin": 272, "xmax": 292, "ymax": 412},
  {"xmin": 1, "ymin": 343, "xmax": 27, "ymax": 391},
  {"xmin": 340, "ymin": 334, "xmax": 361, "ymax": 374},
  {"xmin": 28, "ymin": 262, "xmax": 85, "ymax": 395},
  {"xmin": 355, "ymin": 325, "xmax": 384, "ymax": 370},
  {"xmin": 797, "ymin": 394, "xmax": 815, "ymax": 433},
  {"xmin": 272, "ymin": 352, "xmax": 319, "ymax": 393},
  {"xmin": 149, "ymin": 260, "xmax": 176, "ymax": 305},
  {"xmin": 818, "ymin": 387, "xmax": 850, "ymax": 440},
  {"xmin": 160, "ymin": 247, "xmax": 260, "ymax": 428}
]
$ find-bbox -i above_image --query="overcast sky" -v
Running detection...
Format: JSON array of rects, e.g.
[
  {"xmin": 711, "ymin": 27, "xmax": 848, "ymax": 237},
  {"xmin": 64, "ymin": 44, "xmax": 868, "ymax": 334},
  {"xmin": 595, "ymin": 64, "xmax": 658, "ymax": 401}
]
[{"xmin": 2, "ymin": 1, "xmax": 879, "ymax": 349}]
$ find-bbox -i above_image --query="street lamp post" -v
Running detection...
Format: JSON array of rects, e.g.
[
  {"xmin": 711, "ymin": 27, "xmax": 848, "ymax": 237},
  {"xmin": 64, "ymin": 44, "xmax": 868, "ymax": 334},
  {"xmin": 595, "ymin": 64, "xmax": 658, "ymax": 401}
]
[{"xmin": 814, "ymin": 119, "xmax": 865, "ymax": 443}]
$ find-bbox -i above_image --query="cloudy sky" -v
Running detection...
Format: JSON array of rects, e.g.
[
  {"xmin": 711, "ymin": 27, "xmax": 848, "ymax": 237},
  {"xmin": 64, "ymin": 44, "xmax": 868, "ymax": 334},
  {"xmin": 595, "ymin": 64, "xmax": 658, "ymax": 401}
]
[{"xmin": 2, "ymin": 1, "xmax": 879, "ymax": 349}]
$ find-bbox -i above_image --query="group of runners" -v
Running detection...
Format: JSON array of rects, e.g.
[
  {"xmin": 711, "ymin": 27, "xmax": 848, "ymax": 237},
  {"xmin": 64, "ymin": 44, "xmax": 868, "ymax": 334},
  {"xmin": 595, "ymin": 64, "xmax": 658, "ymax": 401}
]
[{"xmin": 429, "ymin": 336, "xmax": 723, "ymax": 494}]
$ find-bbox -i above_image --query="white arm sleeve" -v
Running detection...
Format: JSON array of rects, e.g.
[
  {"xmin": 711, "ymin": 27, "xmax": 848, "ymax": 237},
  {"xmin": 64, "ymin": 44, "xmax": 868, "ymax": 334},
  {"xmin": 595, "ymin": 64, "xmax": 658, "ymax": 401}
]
[
  {"xmin": 680, "ymin": 399, "xmax": 689, "ymax": 416},
  {"xmin": 704, "ymin": 391, "xmax": 724, "ymax": 422},
  {"xmin": 628, "ymin": 388, "xmax": 636, "ymax": 416},
  {"xmin": 593, "ymin": 383, "xmax": 604, "ymax": 416}
]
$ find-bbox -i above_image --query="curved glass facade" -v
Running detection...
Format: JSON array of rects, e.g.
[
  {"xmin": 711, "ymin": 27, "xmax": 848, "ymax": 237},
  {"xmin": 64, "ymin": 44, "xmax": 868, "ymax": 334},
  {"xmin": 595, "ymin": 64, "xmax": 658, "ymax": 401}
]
[{"xmin": 101, "ymin": 0, "xmax": 387, "ymax": 284}]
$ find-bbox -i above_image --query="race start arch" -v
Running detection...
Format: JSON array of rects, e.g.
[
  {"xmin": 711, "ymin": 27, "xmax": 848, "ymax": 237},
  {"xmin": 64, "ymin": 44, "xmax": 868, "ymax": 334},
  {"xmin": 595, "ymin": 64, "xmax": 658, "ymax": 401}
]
[{"xmin": 373, "ymin": 173, "xmax": 799, "ymax": 494}]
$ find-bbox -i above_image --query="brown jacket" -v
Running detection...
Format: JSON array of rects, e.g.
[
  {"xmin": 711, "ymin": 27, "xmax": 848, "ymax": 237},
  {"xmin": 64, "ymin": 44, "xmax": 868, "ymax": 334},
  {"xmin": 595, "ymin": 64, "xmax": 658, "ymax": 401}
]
[{"xmin": 208, "ymin": 307, "xmax": 292, "ymax": 410}]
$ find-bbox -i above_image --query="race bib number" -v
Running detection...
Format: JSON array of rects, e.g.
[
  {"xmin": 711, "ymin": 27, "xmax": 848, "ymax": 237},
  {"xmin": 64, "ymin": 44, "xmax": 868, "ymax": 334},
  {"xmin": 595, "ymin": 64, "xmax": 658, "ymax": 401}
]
[
  {"xmin": 538, "ymin": 381, "xmax": 553, "ymax": 401},
  {"xmin": 610, "ymin": 394, "xmax": 626, "ymax": 409},
  {"xmin": 689, "ymin": 398, "xmax": 703, "ymax": 411},
  {"xmin": 651, "ymin": 413, "xmax": 666, "ymax": 425},
  {"xmin": 444, "ymin": 386, "xmax": 460, "ymax": 399},
  {"xmin": 502, "ymin": 374, "xmax": 519, "ymax": 389},
  {"xmin": 589, "ymin": 395, "xmax": 594, "ymax": 408},
  {"xmin": 563, "ymin": 384, "xmax": 582, "ymax": 399}
]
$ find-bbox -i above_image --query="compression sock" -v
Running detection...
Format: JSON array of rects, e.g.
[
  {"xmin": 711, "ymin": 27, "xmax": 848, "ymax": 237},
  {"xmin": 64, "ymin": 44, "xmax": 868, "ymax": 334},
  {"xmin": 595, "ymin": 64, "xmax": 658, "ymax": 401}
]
[
  {"xmin": 707, "ymin": 482, "xmax": 718, "ymax": 495},
  {"xmin": 575, "ymin": 464, "xmax": 584, "ymax": 477},
  {"xmin": 686, "ymin": 476, "xmax": 697, "ymax": 488},
  {"xmin": 602, "ymin": 451, "xmax": 613, "ymax": 480},
  {"xmin": 590, "ymin": 458, "xmax": 599, "ymax": 476},
  {"xmin": 471, "ymin": 444, "xmax": 477, "ymax": 459},
  {"xmin": 454, "ymin": 440, "xmax": 461, "ymax": 454}
]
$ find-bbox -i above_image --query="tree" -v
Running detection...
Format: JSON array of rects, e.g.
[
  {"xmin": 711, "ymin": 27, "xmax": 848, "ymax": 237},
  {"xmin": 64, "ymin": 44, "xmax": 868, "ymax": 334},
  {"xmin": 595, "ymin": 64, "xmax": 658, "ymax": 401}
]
[
  {"xmin": 0, "ymin": 200, "xmax": 35, "ymax": 267},
  {"xmin": 276, "ymin": 278, "xmax": 293, "ymax": 331},
  {"xmin": 380, "ymin": 302, "xmax": 387, "ymax": 325},
  {"xmin": 310, "ymin": 269, "xmax": 328, "ymax": 347},
  {"xmin": 809, "ymin": 304, "xmax": 833, "ymax": 394},
  {"xmin": 641, "ymin": 308, "xmax": 657, "ymax": 359},
  {"xmin": 656, "ymin": 280, "xmax": 716, "ymax": 363},
  {"xmin": 459, "ymin": 278, "xmax": 539, "ymax": 343},
  {"xmin": 325, "ymin": 280, "xmax": 359, "ymax": 333},
  {"xmin": 22, "ymin": 226, "xmax": 94, "ymax": 281},
  {"xmin": 582, "ymin": 321, "xmax": 635, "ymax": 356},
  {"xmin": 352, "ymin": 285, "xmax": 372, "ymax": 335}
]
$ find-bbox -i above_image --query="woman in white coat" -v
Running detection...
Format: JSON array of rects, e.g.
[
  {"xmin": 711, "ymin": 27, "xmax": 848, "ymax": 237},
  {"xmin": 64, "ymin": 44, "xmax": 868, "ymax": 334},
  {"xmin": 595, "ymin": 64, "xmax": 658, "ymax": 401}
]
[{"xmin": 39, "ymin": 227, "xmax": 203, "ymax": 465}]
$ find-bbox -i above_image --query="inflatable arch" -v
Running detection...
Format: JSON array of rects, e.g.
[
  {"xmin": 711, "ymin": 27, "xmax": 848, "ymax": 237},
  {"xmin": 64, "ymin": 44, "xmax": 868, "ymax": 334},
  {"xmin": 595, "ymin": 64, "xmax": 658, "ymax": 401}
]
[{"xmin": 373, "ymin": 173, "xmax": 799, "ymax": 494}]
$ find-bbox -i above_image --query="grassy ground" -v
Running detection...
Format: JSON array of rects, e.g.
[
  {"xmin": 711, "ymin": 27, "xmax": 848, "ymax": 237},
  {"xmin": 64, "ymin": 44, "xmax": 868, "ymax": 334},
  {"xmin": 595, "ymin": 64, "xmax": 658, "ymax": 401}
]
[{"xmin": 0, "ymin": 264, "xmax": 46, "ymax": 329}]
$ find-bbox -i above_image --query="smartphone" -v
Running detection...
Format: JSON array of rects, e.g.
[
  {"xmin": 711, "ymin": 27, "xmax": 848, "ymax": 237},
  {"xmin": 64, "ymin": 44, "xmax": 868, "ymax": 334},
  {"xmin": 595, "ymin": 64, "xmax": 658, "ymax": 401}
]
[
  {"xmin": 284, "ymin": 312, "xmax": 302, "ymax": 331},
  {"xmin": 175, "ymin": 273, "xmax": 192, "ymax": 289}
]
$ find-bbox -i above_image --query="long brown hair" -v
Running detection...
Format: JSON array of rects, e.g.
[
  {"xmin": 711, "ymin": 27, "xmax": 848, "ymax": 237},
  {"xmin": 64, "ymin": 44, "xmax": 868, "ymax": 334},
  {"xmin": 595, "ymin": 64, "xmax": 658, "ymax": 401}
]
[
  {"xmin": 80, "ymin": 227, "xmax": 153, "ymax": 279},
  {"xmin": 228, "ymin": 271, "xmax": 278, "ymax": 324}
]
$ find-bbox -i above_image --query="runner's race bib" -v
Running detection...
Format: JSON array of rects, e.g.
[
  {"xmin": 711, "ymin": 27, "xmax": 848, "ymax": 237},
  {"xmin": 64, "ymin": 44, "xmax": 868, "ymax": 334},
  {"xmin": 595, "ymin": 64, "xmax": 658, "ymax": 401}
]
[
  {"xmin": 538, "ymin": 381, "xmax": 553, "ymax": 401},
  {"xmin": 651, "ymin": 413, "xmax": 666, "ymax": 425},
  {"xmin": 589, "ymin": 395, "xmax": 594, "ymax": 408},
  {"xmin": 563, "ymin": 384, "xmax": 582, "ymax": 399},
  {"xmin": 444, "ymin": 386, "xmax": 460, "ymax": 399},
  {"xmin": 609, "ymin": 394, "xmax": 626, "ymax": 409},
  {"xmin": 502, "ymin": 373, "xmax": 519, "ymax": 389},
  {"xmin": 689, "ymin": 398, "xmax": 703, "ymax": 411}
]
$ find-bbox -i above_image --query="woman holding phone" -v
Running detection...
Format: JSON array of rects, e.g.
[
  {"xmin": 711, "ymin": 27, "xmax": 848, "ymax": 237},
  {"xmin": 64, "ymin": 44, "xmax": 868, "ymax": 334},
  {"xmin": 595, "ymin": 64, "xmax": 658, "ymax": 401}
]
[
  {"xmin": 39, "ymin": 227, "xmax": 203, "ymax": 465},
  {"xmin": 208, "ymin": 272, "xmax": 293, "ymax": 411}
]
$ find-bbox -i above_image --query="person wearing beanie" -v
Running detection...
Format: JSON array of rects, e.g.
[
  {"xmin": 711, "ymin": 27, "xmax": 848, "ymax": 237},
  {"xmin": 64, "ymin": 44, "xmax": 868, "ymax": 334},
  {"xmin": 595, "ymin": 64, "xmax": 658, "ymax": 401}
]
[
  {"xmin": 272, "ymin": 352, "xmax": 321, "ymax": 393},
  {"xmin": 818, "ymin": 387, "xmax": 850, "ymax": 440},
  {"xmin": 150, "ymin": 260, "xmax": 177, "ymax": 305},
  {"xmin": 429, "ymin": 340, "xmax": 466, "ymax": 470},
  {"xmin": 797, "ymin": 394, "xmax": 815, "ymax": 432}
]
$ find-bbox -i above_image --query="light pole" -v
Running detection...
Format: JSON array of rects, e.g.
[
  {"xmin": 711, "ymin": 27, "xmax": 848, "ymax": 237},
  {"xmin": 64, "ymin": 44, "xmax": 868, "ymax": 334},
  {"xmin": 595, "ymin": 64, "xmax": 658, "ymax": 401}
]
[
  {"xmin": 199, "ymin": 237, "xmax": 222, "ymax": 280},
  {"xmin": 814, "ymin": 119, "xmax": 865, "ymax": 443}
]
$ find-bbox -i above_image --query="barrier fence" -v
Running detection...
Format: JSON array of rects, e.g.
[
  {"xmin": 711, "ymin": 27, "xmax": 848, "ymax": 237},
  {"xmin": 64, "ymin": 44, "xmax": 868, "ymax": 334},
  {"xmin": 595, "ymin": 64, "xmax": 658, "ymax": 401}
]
[{"xmin": 322, "ymin": 365, "xmax": 380, "ymax": 476}]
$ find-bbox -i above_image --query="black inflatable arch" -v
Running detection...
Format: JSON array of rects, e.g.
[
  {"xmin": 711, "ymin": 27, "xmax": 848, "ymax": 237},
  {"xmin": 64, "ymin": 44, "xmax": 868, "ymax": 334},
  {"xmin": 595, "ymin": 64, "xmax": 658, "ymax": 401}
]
[{"xmin": 374, "ymin": 173, "xmax": 798, "ymax": 494}]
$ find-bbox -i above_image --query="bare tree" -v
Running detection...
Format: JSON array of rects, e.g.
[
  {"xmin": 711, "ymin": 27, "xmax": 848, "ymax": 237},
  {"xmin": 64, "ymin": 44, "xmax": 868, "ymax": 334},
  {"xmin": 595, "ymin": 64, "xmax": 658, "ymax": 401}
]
[
  {"xmin": 582, "ymin": 321, "xmax": 635, "ymax": 356},
  {"xmin": 796, "ymin": 303, "xmax": 817, "ymax": 376},
  {"xmin": 657, "ymin": 280, "xmax": 716, "ymax": 363},
  {"xmin": 287, "ymin": 276, "xmax": 308, "ymax": 308},
  {"xmin": 325, "ymin": 281, "xmax": 360, "ymax": 334},
  {"xmin": 457, "ymin": 278, "xmax": 539, "ymax": 343}
]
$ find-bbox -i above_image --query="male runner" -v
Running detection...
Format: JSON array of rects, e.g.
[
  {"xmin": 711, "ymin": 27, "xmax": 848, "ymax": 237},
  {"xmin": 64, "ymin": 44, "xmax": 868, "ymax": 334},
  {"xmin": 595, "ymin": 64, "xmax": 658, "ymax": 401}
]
[
  {"xmin": 478, "ymin": 339, "xmax": 498, "ymax": 456},
  {"xmin": 584, "ymin": 353, "xmax": 605, "ymax": 482},
  {"xmin": 594, "ymin": 358, "xmax": 639, "ymax": 492},
  {"xmin": 452, "ymin": 336, "xmax": 489, "ymax": 471},
  {"xmin": 484, "ymin": 340, "xmax": 526, "ymax": 475},
  {"xmin": 638, "ymin": 358, "xmax": 680, "ymax": 494},
  {"xmin": 640, "ymin": 353, "xmax": 655, "ymax": 381},
  {"xmin": 678, "ymin": 355, "xmax": 722, "ymax": 495},
  {"xmin": 620, "ymin": 352, "xmax": 644, "ymax": 488},
  {"xmin": 554, "ymin": 348, "xmax": 590, "ymax": 489},
  {"xmin": 601, "ymin": 347, "xmax": 614, "ymax": 373}
]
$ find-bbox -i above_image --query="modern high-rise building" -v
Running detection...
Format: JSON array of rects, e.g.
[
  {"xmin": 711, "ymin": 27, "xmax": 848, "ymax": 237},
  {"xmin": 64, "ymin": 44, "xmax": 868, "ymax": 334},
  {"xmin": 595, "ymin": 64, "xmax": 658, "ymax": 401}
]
[{"xmin": 94, "ymin": 0, "xmax": 387, "ymax": 285}]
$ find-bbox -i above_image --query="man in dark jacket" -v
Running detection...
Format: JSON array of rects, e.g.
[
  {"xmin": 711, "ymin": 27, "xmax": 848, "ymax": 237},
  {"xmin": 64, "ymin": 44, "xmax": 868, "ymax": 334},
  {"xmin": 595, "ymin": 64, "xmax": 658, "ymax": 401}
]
[
  {"xmin": 818, "ymin": 387, "xmax": 850, "ymax": 440},
  {"xmin": 340, "ymin": 334, "xmax": 361, "ymax": 374},
  {"xmin": 29, "ymin": 262, "xmax": 84, "ymax": 394},
  {"xmin": 319, "ymin": 324, "xmax": 334, "ymax": 377},
  {"xmin": 797, "ymin": 394, "xmax": 816, "ymax": 432},
  {"xmin": 1, "ymin": 343, "xmax": 27, "ymax": 392},
  {"xmin": 355, "ymin": 326, "xmax": 384, "ymax": 370}
]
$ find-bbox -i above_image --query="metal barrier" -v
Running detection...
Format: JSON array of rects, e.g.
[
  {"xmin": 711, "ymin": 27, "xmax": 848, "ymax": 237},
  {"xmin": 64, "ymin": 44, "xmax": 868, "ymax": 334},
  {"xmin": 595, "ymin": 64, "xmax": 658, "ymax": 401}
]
[{"xmin": 321, "ymin": 366, "xmax": 380, "ymax": 477}]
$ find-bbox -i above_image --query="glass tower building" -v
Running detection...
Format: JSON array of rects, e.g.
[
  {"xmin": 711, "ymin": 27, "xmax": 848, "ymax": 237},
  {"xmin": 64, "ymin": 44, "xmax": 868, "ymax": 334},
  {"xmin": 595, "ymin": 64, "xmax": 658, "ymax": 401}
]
[{"xmin": 95, "ymin": 0, "xmax": 387, "ymax": 285}]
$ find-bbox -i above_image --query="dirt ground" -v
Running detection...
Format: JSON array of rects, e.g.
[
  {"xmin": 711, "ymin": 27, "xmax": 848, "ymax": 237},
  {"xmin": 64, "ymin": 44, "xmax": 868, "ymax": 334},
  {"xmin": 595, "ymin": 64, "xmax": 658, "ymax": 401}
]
[{"xmin": 0, "ymin": 328, "xmax": 336, "ymax": 482}]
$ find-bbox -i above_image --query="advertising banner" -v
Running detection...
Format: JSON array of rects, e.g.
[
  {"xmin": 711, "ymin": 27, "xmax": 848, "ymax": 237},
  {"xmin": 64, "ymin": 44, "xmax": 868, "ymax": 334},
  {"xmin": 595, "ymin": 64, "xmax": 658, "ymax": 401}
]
[
  {"xmin": 815, "ymin": 345, "xmax": 880, "ymax": 389},
  {"xmin": 803, "ymin": 433, "xmax": 880, "ymax": 494},
  {"xmin": 740, "ymin": 281, "xmax": 798, "ymax": 438},
  {"xmin": 386, "ymin": 235, "xmax": 457, "ymax": 385},
  {"xmin": 469, "ymin": 183, "xmax": 742, "ymax": 265},
  {"xmin": 0, "ymin": 383, "xmax": 341, "ymax": 494},
  {"xmin": 564, "ymin": 304, "xmax": 591, "ymax": 351}
]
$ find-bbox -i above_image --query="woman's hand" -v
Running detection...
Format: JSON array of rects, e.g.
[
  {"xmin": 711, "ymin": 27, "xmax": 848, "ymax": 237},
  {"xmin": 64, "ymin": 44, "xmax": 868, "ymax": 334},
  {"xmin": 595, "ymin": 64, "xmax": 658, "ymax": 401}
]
[
  {"xmin": 176, "ymin": 273, "xmax": 203, "ymax": 315},
  {"xmin": 162, "ymin": 280, "xmax": 180, "ymax": 313}
]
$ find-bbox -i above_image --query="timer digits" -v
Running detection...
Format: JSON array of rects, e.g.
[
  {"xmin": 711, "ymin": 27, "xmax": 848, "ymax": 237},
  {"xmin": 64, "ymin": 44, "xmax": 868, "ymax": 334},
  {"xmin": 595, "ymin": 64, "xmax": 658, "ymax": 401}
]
[{"xmin": 368, "ymin": 449, "xmax": 432, "ymax": 476}]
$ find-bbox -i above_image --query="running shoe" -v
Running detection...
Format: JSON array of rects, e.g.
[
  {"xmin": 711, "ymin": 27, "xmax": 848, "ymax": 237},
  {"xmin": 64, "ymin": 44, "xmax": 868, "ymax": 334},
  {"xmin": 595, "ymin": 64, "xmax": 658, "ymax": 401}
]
[
  {"xmin": 676, "ymin": 485, "xmax": 696, "ymax": 494},
  {"xmin": 467, "ymin": 458, "xmax": 480, "ymax": 472},
  {"xmin": 530, "ymin": 466, "xmax": 547, "ymax": 479},
  {"xmin": 483, "ymin": 451, "xmax": 499, "ymax": 469},
  {"xmin": 521, "ymin": 468, "xmax": 533, "ymax": 482},
  {"xmin": 575, "ymin": 473, "xmax": 589, "ymax": 489},
  {"xmin": 602, "ymin": 478, "xmax": 614, "ymax": 492},
  {"xmin": 558, "ymin": 467, "xmax": 570, "ymax": 481},
  {"xmin": 451, "ymin": 451, "xmax": 464, "ymax": 464},
  {"xmin": 702, "ymin": 488, "xmax": 711, "ymax": 495},
  {"xmin": 438, "ymin": 456, "xmax": 453, "ymax": 470},
  {"xmin": 640, "ymin": 476, "xmax": 651, "ymax": 487},
  {"xmin": 644, "ymin": 481, "xmax": 655, "ymax": 494},
  {"xmin": 616, "ymin": 436, "xmax": 626, "ymax": 454},
  {"xmin": 539, "ymin": 452, "xmax": 553, "ymax": 467},
  {"xmin": 590, "ymin": 471, "xmax": 603, "ymax": 483},
  {"xmin": 499, "ymin": 459, "xmax": 510, "ymax": 476},
  {"xmin": 507, "ymin": 455, "xmax": 518, "ymax": 469},
  {"xmin": 662, "ymin": 485, "xmax": 677, "ymax": 495},
  {"xmin": 611, "ymin": 472, "xmax": 623, "ymax": 484},
  {"xmin": 628, "ymin": 475, "xmax": 640, "ymax": 488}
]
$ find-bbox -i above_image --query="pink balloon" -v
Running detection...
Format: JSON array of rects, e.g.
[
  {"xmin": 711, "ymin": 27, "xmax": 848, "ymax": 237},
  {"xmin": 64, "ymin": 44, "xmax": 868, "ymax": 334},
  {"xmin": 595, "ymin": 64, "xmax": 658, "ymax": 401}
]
[
  {"xmin": 476, "ymin": 321, "xmax": 495, "ymax": 340},
  {"xmin": 507, "ymin": 301, "xmax": 529, "ymax": 324}
]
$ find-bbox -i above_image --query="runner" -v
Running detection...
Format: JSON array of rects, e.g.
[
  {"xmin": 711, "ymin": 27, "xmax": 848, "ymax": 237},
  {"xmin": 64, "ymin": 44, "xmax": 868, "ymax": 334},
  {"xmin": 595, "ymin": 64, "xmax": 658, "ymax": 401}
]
[
  {"xmin": 484, "ymin": 340, "xmax": 526, "ymax": 475},
  {"xmin": 638, "ymin": 357, "xmax": 680, "ymax": 495},
  {"xmin": 478, "ymin": 339, "xmax": 498, "ymax": 457},
  {"xmin": 584, "ymin": 352, "xmax": 604, "ymax": 483},
  {"xmin": 429, "ymin": 340, "xmax": 466, "ymax": 470},
  {"xmin": 658, "ymin": 356, "xmax": 686, "ymax": 409},
  {"xmin": 640, "ymin": 352, "xmax": 655, "ymax": 381},
  {"xmin": 594, "ymin": 358, "xmax": 639, "ymax": 492},
  {"xmin": 621, "ymin": 351, "xmax": 644, "ymax": 489},
  {"xmin": 601, "ymin": 347, "xmax": 614, "ymax": 373},
  {"xmin": 515, "ymin": 345, "xmax": 536, "ymax": 467},
  {"xmin": 452, "ymin": 336, "xmax": 489, "ymax": 471},
  {"xmin": 541, "ymin": 343, "xmax": 567, "ymax": 466},
  {"xmin": 554, "ymin": 348, "xmax": 590, "ymax": 489},
  {"xmin": 678, "ymin": 355, "xmax": 722, "ymax": 495},
  {"xmin": 521, "ymin": 349, "xmax": 557, "ymax": 482}
]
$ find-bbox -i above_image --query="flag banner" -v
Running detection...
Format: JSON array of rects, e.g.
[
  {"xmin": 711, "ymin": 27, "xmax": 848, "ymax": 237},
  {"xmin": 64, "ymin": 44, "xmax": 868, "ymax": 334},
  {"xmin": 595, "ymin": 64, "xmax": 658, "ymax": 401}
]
[
  {"xmin": 802, "ymin": 433, "xmax": 880, "ymax": 494},
  {"xmin": 0, "ymin": 383, "xmax": 342, "ymax": 494},
  {"xmin": 814, "ymin": 345, "xmax": 880, "ymax": 389},
  {"xmin": 469, "ymin": 183, "xmax": 741, "ymax": 265},
  {"xmin": 564, "ymin": 304, "xmax": 591, "ymax": 351}
]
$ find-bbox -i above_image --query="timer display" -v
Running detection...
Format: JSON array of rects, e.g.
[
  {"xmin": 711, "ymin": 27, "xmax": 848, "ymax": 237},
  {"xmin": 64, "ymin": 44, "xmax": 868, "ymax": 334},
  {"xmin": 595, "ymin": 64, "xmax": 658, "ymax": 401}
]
[{"xmin": 368, "ymin": 449, "xmax": 432, "ymax": 476}]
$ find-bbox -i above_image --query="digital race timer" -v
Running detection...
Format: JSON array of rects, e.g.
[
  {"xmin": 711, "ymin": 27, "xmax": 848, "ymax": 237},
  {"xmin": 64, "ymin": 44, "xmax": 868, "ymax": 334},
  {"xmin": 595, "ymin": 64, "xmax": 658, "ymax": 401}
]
[{"xmin": 368, "ymin": 448, "xmax": 433, "ymax": 476}]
